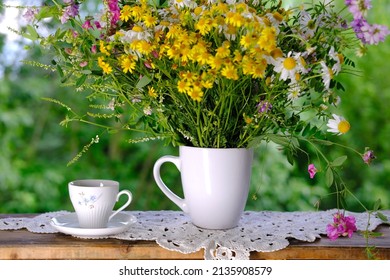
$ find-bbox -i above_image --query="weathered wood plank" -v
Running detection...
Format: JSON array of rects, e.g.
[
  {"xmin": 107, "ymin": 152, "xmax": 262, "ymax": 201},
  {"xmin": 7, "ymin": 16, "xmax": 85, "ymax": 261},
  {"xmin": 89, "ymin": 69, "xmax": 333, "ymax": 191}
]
[{"xmin": 1, "ymin": 213, "xmax": 389, "ymax": 260}]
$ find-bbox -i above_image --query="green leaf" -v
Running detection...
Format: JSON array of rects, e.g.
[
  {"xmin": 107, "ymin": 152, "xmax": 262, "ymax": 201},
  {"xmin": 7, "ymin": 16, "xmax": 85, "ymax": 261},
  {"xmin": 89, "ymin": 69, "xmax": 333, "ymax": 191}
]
[
  {"xmin": 108, "ymin": 129, "xmax": 120, "ymax": 134},
  {"xmin": 373, "ymin": 199, "xmax": 382, "ymax": 211},
  {"xmin": 286, "ymin": 150, "xmax": 295, "ymax": 166},
  {"xmin": 76, "ymin": 75, "xmax": 87, "ymax": 87},
  {"xmin": 248, "ymin": 135, "xmax": 265, "ymax": 148},
  {"xmin": 136, "ymin": 75, "xmax": 152, "ymax": 89},
  {"xmin": 81, "ymin": 70, "xmax": 92, "ymax": 75},
  {"xmin": 267, "ymin": 134, "xmax": 290, "ymax": 147},
  {"xmin": 326, "ymin": 167, "xmax": 334, "ymax": 187},
  {"xmin": 312, "ymin": 139, "xmax": 334, "ymax": 146},
  {"xmin": 36, "ymin": 6, "xmax": 59, "ymax": 20},
  {"xmin": 26, "ymin": 25, "xmax": 39, "ymax": 40},
  {"xmin": 332, "ymin": 155, "xmax": 347, "ymax": 167},
  {"xmin": 22, "ymin": 25, "xmax": 39, "ymax": 41},
  {"xmin": 302, "ymin": 124, "xmax": 311, "ymax": 137},
  {"xmin": 56, "ymin": 64, "xmax": 64, "ymax": 78},
  {"xmin": 376, "ymin": 211, "xmax": 388, "ymax": 222}
]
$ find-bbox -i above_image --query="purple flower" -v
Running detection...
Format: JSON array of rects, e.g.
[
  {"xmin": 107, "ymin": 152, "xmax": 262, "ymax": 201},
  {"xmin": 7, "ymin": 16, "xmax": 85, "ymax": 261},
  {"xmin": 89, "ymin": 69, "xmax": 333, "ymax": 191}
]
[
  {"xmin": 362, "ymin": 150, "xmax": 376, "ymax": 164},
  {"xmin": 61, "ymin": 1, "xmax": 79, "ymax": 24},
  {"xmin": 257, "ymin": 101, "xmax": 272, "ymax": 114},
  {"xmin": 23, "ymin": 8, "xmax": 39, "ymax": 23},
  {"xmin": 361, "ymin": 23, "xmax": 390, "ymax": 45},
  {"xmin": 351, "ymin": 17, "xmax": 367, "ymax": 41},
  {"xmin": 345, "ymin": 0, "xmax": 372, "ymax": 19},
  {"xmin": 308, "ymin": 164, "xmax": 317, "ymax": 179},
  {"xmin": 346, "ymin": 1, "xmax": 389, "ymax": 45},
  {"xmin": 326, "ymin": 212, "xmax": 357, "ymax": 240}
]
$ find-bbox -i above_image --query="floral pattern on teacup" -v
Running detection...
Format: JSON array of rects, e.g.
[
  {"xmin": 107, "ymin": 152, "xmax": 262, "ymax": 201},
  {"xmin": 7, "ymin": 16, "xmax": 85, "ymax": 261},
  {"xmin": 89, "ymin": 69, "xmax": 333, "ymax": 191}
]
[{"xmin": 77, "ymin": 192, "xmax": 102, "ymax": 209}]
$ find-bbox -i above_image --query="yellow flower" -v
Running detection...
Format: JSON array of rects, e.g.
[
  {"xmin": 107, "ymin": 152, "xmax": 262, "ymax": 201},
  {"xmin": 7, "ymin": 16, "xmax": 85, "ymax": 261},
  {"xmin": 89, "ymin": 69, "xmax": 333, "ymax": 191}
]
[
  {"xmin": 98, "ymin": 57, "xmax": 112, "ymax": 74},
  {"xmin": 148, "ymin": 86, "xmax": 158, "ymax": 98},
  {"xmin": 143, "ymin": 14, "xmax": 157, "ymax": 28},
  {"xmin": 181, "ymin": 71, "xmax": 198, "ymax": 82},
  {"xmin": 225, "ymin": 11, "xmax": 245, "ymax": 27},
  {"xmin": 200, "ymin": 73, "xmax": 214, "ymax": 89},
  {"xmin": 179, "ymin": 45, "xmax": 191, "ymax": 63},
  {"xmin": 251, "ymin": 58, "xmax": 267, "ymax": 78},
  {"xmin": 243, "ymin": 113, "xmax": 253, "ymax": 124},
  {"xmin": 233, "ymin": 50, "xmax": 243, "ymax": 63},
  {"xmin": 120, "ymin": 5, "xmax": 131, "ymax": 22},
  {"xmin": 242, "ymin": 56, "xmax": 255, "ymax": 76},
  {"xmin": 99, "ymin": 41, "xmax": 111, "ymax": 56},
  {"xmin": 208, "ymin": 56, "xmax": 224, "ymax": 70},
  {"xmin": 240, "ymin": 33, "xmax": 255, "ymax": 49},
  {"xmin": 258, "ymin": 27, "xmax": 277, "ymax": 53},
  {"xmin": 177, "ymin": 79, "xmax": 190, "ymax": 93},
  {"xmin": 166, "ymin": 45, "xmax": 181, "ymax": 60},
  {"xmin": 166, "ymin": 24, "xmax": 181, "ymax": 39},
  {"xmin": 176, "ymin": 31, "xmax": 197, "ymax": 46},
  {"xmin": 129, "ymin": 5, "xmax": 144, "ymax": 21},
  {"xmin": 195, "ymin": 17, "xmax": 213, "ymax": 35},
  {"xmin": 221, "ymin": 63, "xmax": 239, "ymax": 80},
  {"xmin": 215, "ymin": 41, "xmax": 230, "ymax": 58},
  {"xmin": 136, "ymin": 40, "xmax": 154, "ymax": 55},
  {"xmin": 188, "ymin": 86, "xmax": 204, "ymax": 102},
  {"xmin": 212, "ymin": 2, "xmax": 229, "ymax": 14},
  {"xmin": 119, "ymin": 55, "xmax": 136, "ymax": 74}
]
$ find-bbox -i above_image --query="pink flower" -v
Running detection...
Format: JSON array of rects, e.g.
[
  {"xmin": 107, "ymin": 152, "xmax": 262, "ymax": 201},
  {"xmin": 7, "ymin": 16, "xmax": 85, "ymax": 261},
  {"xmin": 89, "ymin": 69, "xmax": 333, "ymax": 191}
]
[
  {"xmin": 308, "ymin": 163, "xmax": 317, "ymax": 179},
  {"xmin": 107, "ymin": 0, "xmax": 120, "ymax": 26},
  {"xmin": 82, "ymin": 19, "xmax": 93, "ymax": 29},
  {"xmin": 144, "ymin": 61, "xmax": 153, "ymax": 69},
  {"xmin": 362, "ymin": 149, "xmax": 376, "ymax": 164},
  {"xmin": 326, "ymin": 212, "xmax": 357, "ymax": 240}
]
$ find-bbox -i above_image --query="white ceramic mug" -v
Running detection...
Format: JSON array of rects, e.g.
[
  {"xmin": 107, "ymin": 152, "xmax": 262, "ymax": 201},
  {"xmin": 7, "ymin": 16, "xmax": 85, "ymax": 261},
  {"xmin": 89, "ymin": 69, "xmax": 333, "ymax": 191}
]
[
  {"xmin": 68, "ymin": 179, "xmax": 132, "ymax": 228},
  {"xmin": 153, "ymin": 146, "xmax": 254, "ymax": 229}
]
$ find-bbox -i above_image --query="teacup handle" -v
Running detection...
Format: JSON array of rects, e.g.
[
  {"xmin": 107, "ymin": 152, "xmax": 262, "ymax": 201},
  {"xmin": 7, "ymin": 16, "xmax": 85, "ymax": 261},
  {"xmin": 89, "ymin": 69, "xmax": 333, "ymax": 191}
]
[
  {"xmin": 108, "ymin": 190, "xmax": 132, "ymax": 221},
  {"xmin": 153, "ymin": 156, "xmax": 188, "ymax": 213}
]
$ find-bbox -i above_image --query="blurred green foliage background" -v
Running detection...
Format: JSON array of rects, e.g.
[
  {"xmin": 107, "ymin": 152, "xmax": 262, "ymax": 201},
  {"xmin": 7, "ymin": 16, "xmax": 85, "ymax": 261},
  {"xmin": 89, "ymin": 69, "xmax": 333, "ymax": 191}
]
[{"xmin": 0, "ymin": 0, "xmax": 389, "ymax": 213}]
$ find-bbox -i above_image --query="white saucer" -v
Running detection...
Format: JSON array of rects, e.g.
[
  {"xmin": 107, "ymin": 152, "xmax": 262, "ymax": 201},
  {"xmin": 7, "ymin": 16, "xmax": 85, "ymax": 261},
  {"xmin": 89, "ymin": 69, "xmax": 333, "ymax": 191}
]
[{"xmin": 50, "ymin": 212, "xmax": 137, "ymax": 239}]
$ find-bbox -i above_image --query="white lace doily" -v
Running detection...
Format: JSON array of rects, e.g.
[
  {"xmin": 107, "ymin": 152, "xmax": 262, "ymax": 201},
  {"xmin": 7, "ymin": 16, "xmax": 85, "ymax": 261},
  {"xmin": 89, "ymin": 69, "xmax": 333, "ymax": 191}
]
[{"xmin": 0, "ymin": 210, "xmax": 387, "ymax": 260}]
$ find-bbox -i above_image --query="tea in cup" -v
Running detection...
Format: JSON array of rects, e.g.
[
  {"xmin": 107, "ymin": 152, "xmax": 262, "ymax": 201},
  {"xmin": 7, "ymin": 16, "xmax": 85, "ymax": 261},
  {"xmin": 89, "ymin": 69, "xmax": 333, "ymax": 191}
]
[{"xmin": 68, "ymin": 179, "xmax": 132, "ymax": 228}]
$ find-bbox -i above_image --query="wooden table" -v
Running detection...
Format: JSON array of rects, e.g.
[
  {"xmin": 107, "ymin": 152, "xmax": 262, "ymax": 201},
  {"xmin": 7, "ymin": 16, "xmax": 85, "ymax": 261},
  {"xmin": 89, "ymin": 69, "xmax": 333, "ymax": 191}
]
[{"xmin": 1, "ymin": 214, "xmax": 390, "ymax": 260}]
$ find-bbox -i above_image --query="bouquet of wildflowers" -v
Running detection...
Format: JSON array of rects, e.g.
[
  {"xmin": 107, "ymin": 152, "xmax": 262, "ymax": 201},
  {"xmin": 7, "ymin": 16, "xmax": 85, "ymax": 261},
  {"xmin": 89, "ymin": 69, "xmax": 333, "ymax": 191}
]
[
  {"xmin": 13, "ymin": 0, "xmax": 389, "ymax": 241},
  {"xmin": 18, "ymin": 0, "xmax": 387, "ymax": 149}
]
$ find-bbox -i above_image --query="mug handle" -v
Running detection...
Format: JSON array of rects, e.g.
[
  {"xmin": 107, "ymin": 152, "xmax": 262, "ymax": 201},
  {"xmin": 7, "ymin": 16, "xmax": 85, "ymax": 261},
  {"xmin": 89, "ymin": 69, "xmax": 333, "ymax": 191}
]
[
  {"xmin": 153, "ymin": 155, "xmax": 188, "ymax": 213},
  {"xmin": 108, "ymin": 190, "xmax": 132, "ymax": 221}
]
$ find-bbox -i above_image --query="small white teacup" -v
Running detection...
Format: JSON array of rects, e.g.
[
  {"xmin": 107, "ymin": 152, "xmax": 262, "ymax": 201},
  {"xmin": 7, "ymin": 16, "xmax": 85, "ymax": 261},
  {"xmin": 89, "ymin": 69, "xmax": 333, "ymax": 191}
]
[{"xmin": 69, "ymin": 179, "xmax": 132, "ymax": 228}]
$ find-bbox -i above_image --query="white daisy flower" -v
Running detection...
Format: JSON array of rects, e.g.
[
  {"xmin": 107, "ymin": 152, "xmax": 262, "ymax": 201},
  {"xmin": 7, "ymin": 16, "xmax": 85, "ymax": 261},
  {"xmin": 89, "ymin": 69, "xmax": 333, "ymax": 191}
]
[
  {"xmin": 287, "ymin": 82, "xmax": 301, "ymax": 101},
  {"xmin": 327, "ymin": 114, "xmax": 350, "ymax": 135},
  {"xmin": 119, "ymin": 25, "xmax": 152, "ymax": 44},
  {"xmin": 299, "ymin": 11, "xmax": 317, "ymax": 39},
  {"xmin": 170, "ymin": 0, "xmax": 197, "ymax": 9},
  {"xmin": 320, "ymin": 61, "xmax": 333, "ymax": 90},
  {"xmin": 273, "ymin": 52, "xmax": 303, "ymax": 82},
  {"xmin": 329, "ymin": 46, "xmax": 343, "ymax": 75}
]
